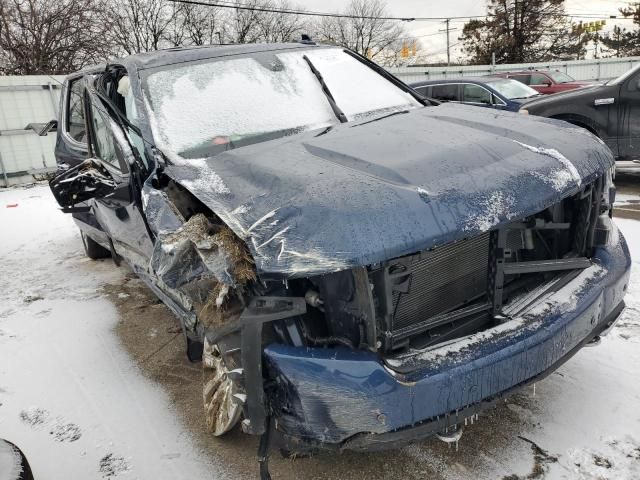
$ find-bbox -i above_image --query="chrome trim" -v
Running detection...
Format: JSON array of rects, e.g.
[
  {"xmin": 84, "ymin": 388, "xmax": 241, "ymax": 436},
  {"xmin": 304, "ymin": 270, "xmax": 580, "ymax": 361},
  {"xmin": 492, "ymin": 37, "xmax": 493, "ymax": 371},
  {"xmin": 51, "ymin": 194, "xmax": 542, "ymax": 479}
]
[{"xmin": 594, "ymin": 98, "xmax": 615, "ymax": 106}]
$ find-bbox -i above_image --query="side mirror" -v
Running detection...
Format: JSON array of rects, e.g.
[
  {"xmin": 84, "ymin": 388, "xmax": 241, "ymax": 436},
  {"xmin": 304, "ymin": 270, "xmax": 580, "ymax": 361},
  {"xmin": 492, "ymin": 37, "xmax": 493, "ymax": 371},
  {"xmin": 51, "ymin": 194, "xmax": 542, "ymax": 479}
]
[
  {"xmin": 544, "ymin": 81, "xmax": 552, "ymax": 87},
  {"xmin": 49, "ymin": 158, "xmax": 116, "ymax": 208},
  {"xmin": 24, "ymin": 119, "xmax": 58, "ymax": 136}
]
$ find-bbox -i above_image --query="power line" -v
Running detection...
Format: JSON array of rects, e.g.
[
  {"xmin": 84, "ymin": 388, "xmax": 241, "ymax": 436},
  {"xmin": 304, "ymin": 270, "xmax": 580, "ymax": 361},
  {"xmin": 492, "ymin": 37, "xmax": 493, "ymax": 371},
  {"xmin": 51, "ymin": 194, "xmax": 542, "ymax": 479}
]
[
  {"xmin": 169, "ymin": 0, "xmax": 640, "ymax": 23},
  {"xmin": 168, "ymin": 0, "xmax": 488, "ymax": 22}
]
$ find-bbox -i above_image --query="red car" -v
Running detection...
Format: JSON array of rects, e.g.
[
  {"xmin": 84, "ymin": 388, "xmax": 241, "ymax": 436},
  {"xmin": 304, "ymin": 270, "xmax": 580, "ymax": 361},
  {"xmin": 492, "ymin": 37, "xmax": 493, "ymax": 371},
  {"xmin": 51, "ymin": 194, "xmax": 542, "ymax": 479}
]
[{"xmin": 492, "ymin": 70, "xmax": 591, "ymax": 94}]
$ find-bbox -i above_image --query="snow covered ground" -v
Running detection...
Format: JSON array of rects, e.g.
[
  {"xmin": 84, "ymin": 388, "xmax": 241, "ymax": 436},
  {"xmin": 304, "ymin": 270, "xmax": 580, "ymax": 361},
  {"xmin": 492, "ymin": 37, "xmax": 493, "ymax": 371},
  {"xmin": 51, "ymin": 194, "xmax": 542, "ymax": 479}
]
[
  {"xmin": 0, "ymin": 185, "xmax": 227, "ymax": 479},
  {"xmin": 1, "ymin": 183, "xmax": 639, "ymax": 480}
]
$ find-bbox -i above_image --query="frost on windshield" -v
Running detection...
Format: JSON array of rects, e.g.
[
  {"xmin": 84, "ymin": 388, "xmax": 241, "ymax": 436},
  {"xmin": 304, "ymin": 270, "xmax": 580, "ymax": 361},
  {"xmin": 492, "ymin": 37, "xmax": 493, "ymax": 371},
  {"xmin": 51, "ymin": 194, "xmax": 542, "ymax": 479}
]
[
  {"xmin": 145, "ymin": 53, "xmax": 335, "ymax": 155},
  {"xmin": 302, "ymin": 48, "xmax": 419, "ymax": 120},
  {"xmin": 144, "ymin": 48, "xmax": 420, "ymax": 158}
]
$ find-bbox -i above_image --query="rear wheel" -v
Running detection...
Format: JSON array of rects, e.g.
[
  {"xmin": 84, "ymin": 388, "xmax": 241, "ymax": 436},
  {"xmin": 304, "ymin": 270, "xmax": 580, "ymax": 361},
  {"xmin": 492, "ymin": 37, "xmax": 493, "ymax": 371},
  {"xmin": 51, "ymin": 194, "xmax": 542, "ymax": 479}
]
[
  {"xmin": 202, "ymin": 336, "xmax": 242, "ymax": 436},
  {"xmin": 80, "ymin": 231, "xmax": 111, "ymax": 259}
]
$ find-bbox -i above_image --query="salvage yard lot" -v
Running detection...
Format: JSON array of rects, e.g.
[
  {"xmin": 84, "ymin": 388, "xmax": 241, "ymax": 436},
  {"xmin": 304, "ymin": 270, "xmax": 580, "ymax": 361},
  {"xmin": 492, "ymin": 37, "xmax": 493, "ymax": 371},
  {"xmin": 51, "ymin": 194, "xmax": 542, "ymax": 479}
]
[{"xmin": 1, "ymin": 181, "xmax": 639, "ymax": 480}]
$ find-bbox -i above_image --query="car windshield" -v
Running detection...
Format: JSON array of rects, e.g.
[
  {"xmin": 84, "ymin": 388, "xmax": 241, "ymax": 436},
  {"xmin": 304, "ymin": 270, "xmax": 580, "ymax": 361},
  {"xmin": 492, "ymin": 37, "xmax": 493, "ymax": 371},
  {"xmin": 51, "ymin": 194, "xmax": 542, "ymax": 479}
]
[
  {"xmin": 547, "ymin": 71, "xmax": 574, "ymax": 83},
  {"xmin": 485, "ymin": 78, "xmax": 539, "ymax": 99},
  {"xmin": 143, "ymin": 47, "xmax": 421, "ymax": 159}
]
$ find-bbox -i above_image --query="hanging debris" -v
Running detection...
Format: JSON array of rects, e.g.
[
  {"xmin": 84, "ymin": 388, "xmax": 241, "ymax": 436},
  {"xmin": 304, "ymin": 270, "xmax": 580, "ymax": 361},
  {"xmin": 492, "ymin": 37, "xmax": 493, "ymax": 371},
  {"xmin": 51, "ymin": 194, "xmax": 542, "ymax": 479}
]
[{"xmin": 151, "ymin": 213, "xmax": 256, "ymax": 327}]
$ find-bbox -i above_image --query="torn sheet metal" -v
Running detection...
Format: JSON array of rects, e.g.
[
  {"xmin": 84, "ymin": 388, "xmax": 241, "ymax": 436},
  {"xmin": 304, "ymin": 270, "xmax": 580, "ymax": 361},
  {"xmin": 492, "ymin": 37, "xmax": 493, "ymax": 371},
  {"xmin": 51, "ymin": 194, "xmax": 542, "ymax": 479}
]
[
  {"xmin": 143, "ymin": 177, "xmax": 256, "ymax": 329},
  {"xmin": 159, "ymin": 103, "xmax": 614, "ymax": 279}
]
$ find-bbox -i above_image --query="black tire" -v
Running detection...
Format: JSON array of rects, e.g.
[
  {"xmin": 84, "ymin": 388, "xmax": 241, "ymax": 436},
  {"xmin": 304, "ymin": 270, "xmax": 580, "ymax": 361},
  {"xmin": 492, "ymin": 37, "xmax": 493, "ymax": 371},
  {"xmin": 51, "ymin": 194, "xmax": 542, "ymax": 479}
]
[
  {"xmin": 80, "ymin": 231, "xmax": 111, "ymax": 259},
  {"xmin": 0, "ymin": 439, "xmax": 34, "ymax": 480}
]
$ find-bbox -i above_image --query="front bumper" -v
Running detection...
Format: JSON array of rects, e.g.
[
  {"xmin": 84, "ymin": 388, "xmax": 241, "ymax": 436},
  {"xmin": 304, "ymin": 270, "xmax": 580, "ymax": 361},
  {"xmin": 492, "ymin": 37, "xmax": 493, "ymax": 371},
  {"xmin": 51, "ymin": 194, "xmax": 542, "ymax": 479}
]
[{"xmin": 264, "ymin": 226, "xmax": 631, "ymax": 451}]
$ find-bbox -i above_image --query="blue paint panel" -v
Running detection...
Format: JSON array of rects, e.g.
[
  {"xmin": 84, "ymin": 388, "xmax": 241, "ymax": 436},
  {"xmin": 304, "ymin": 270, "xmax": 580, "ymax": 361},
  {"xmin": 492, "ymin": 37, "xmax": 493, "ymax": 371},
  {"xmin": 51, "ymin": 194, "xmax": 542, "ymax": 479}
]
[{"xmin": 264, "ymin": 230, "xmax": 631, "ymax": 445}]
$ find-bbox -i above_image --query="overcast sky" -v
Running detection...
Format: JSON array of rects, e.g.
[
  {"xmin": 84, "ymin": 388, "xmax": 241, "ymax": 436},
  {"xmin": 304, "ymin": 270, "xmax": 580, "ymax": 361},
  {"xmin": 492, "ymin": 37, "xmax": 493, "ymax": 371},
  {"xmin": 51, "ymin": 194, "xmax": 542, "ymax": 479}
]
[{"xmin": 297, "ymin": 0, "xmax": 629, "ymax": 62}]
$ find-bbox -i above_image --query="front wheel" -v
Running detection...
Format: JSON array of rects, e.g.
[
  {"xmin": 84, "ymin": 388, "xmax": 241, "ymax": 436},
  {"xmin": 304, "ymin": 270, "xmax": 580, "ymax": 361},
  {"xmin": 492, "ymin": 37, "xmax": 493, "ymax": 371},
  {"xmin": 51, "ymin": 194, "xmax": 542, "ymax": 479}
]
[
  {"xmin": 80, "ymin": 231, "xmax": 111, "ymax": 259},
  {"xmin": 202, "ymin": 336, "xmax": 242, "ymax": 436}
]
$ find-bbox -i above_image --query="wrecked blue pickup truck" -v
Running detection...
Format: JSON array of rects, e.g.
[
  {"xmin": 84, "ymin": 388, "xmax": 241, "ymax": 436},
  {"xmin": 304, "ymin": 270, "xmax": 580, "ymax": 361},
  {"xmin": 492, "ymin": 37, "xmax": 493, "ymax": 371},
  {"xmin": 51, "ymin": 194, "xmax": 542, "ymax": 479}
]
[{"xmin": 45, "ymin": 43, "xmax": 629, "ymax": 464}]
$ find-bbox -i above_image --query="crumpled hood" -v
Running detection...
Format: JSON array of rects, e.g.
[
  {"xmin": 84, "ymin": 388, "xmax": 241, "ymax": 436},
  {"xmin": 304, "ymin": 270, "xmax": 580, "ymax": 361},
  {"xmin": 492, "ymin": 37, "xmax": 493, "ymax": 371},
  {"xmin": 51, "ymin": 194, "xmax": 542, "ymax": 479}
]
[{"xmin": 164, "ymin": 103, "xmax": 614, "ymax": 279}]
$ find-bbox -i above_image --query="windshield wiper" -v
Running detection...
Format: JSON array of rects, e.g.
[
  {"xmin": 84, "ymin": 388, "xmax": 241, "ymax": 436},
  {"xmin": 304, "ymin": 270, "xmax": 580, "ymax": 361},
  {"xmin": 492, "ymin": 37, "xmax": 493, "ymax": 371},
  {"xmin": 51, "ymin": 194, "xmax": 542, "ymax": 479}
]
[
  {"xmin": 303, "ymin": 55, "xmax": 348, "ymax": 124},
  {"xmin": 353, "ymin": 109, "xmax": 410, "ymax": 127}
]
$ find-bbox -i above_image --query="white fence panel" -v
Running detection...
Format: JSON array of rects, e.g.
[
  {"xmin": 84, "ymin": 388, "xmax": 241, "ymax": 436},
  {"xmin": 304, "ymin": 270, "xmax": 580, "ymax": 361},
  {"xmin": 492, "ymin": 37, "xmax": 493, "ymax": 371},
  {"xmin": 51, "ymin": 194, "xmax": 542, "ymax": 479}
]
[
  {"xmin": 389, "ymin": 56, "xmax": 640, "ymax": 84},
  {"xmin": 0, "ymin": 75, "xmax": 64, "ymax": 186}
]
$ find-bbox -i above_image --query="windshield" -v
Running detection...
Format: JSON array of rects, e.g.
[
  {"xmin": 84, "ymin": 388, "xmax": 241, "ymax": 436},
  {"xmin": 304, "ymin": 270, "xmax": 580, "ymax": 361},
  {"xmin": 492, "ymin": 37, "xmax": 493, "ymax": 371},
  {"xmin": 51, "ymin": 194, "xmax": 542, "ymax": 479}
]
[
  {"xmin": 547, "ymin": 71, "xmax": 574, "ymax": 83},
  {"xmin": 143, "ymin": 47, "xmax": 420, "ymax": 159},
  {"xmin": 485, "ymin": 78, "xmax": 539, "ymax": 99}
]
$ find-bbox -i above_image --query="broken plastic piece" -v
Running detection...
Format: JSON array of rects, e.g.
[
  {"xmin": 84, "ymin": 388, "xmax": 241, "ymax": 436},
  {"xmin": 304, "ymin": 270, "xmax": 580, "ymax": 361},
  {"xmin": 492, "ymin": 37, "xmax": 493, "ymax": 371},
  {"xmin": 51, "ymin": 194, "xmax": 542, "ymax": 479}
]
[{"xmin": 202, "ymin": 337, "xmax": 242, "ymax": 436}]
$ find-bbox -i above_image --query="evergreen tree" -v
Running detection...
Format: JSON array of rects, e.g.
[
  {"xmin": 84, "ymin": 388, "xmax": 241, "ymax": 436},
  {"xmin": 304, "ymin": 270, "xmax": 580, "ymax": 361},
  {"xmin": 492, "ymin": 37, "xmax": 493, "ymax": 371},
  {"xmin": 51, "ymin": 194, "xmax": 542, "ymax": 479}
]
[
  {"xmin": 461, "ymin": 0, "xmax": 585, "ymax": 64},
  {"xmin": 601, "ymin": 4, "xmax": 640, "ymax": 57}
]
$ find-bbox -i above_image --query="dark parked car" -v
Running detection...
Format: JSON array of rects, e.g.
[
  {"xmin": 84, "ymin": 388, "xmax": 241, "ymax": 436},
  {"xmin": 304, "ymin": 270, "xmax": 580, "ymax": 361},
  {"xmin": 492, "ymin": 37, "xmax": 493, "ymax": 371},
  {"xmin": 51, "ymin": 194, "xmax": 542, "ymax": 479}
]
[
  {"xmin": 520, "ymin": 63, "xmax": 640, "ymax": 173},
  {"xmin": 43, "ymin": 43, "xmax": 629, "ymax": 473},
  {"xmin": 411, "ymin": 77, "xmax": 540, "ymax": 111},
  {"xmin": 492, "ymin": 70, "xmax": 591, "ymax": 94}
]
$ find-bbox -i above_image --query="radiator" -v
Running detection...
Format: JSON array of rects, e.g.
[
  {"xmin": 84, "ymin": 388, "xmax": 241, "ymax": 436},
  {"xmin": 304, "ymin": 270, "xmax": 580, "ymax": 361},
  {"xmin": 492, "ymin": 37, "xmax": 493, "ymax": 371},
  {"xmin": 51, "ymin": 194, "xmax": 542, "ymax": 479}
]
[{"xmin": 391, "ymin": 233, "xmax": 491, "ymax": 332}]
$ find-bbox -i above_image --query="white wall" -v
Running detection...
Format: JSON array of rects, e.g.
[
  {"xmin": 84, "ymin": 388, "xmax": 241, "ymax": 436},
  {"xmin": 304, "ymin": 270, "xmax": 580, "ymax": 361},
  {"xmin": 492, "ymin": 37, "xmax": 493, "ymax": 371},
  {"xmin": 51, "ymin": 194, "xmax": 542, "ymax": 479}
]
[
  {"xmin": 388, "ymin": 56, "xmax": 640, "ymax": 84},
  {"xmin": 0, "ymin": 75, "xmax": 65, "ymax": 186}
]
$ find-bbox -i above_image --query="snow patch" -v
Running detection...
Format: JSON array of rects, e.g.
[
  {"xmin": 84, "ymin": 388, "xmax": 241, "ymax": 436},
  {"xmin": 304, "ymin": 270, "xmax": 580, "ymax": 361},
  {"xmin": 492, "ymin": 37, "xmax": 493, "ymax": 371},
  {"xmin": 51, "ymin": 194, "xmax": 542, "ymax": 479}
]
[
  {"xmin": 464, "ymin": 191, "xmax": 515, "ymax": 232},
  {"xmin": 176, "ymin": 160, "xmax": 231, "ymax": 195},
  {"xmin": 99, "ymin": 453, "xmax": 130, "ymax": 478},
  {"xmin": 566, "ymin": 436, "xmax": 640, "ymax": 479},
  {"xmin": 19, "ymin": 407, "xmax": 50, "ymax": 426},
  {"xmin": 513, "ymin": 140, "xmax": 582, "ymax": 187},
  {"xmin": 530, "ymin": 168, "xmax": 575, "ymax": 192},
  {"xmin": 0, "ymin": 185, "xmax": 226, "ymax": 479},
  {"xmin": 49, "ymin": 422, "xmax": 82, "ymax": 443}
]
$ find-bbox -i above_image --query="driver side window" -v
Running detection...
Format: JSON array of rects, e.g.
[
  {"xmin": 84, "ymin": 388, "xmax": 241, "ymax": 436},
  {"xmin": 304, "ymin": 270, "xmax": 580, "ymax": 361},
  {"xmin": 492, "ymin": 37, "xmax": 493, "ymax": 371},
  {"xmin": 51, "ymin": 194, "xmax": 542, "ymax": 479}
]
[
  {"xmin": 462, "ymin": 84, "xmax": 492, "ymax": 104},
  {"xmin": 530, "ymin": 74, "xmax": 550, "ymax": 85},
  {"xmin": 67, "ymin": 79, "xmax": 87, "ymax": 143},
  {"xmin": 90, "ymin": 103, "xmax": 119, "ymax": 169}
]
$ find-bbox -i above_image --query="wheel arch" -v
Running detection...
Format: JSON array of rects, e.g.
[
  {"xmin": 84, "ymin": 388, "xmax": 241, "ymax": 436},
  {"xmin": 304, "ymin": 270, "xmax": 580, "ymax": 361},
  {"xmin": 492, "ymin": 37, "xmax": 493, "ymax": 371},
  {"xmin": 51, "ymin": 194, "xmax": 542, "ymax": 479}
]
[{"xmin": 549, "ymin": 113, "xmax": 600, "ymax": 137}]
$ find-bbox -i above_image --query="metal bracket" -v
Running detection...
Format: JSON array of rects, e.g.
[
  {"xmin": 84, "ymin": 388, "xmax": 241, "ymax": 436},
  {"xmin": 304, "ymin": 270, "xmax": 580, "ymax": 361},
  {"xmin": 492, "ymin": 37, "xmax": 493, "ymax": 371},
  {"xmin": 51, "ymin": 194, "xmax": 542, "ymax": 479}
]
[
  {"xmin": 487, "ymin": 229, "xmax": 508, "ymax": 315},
  {"xmin": 502, "ymin": 258, "xmax": 591, "ymax": 275},
  {"xmin": 206, "ymin": 296, "xmax": 306, "ymax": 436},
  {"xmin": 352, "ymin": 267, "xmax": 377, "ymax": 350}
]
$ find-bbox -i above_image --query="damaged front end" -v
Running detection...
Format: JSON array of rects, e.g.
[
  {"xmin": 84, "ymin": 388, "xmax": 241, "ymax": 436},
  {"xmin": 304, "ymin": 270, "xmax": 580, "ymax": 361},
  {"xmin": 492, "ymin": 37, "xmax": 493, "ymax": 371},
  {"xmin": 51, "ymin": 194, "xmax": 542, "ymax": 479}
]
[
  {"xmin": 48, "ymin": 45, "xmax": 631, "ymax": 471},
  {"xmin": 143, "ymin": 158, "xmax": 628, "ymax": 452}
]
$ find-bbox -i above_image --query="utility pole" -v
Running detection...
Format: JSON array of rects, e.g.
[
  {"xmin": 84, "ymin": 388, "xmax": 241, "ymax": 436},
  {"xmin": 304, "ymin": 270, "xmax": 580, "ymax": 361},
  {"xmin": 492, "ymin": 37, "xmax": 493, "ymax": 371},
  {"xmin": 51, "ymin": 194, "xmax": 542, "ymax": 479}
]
[
  {"xmin": 445, "ymin": 18, "xmax": 450, "ymax": 66},
  {"xmin": 439, "ymin": 18, "xmax": 457, "ymax": 66}
]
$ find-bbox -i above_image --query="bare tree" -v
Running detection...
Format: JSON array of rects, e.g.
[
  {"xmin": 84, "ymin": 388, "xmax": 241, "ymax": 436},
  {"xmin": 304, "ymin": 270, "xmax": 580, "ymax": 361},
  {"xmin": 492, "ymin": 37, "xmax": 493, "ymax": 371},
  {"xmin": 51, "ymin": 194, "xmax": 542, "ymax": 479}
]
[
  {"xmin": 256, "ymin": 0, "xmax": 307, "ymax": 43},
  {"xmin": 181, "ymin": 3, "xmax": 226, "ymax": 45},
  {"xmin": 0, "ymin": 0, "xmax": 112, "ymax": 74},
  {"xmin": 107, "ymin": 0, "xmax": 179, "ymax": 55},
  {"xmin": 315, "ymin": 0, "xmax": 405, "ymax": 62},
  {"xmin": 228, "ymin": 0, "xmax": 263, "ymax": 43}
]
